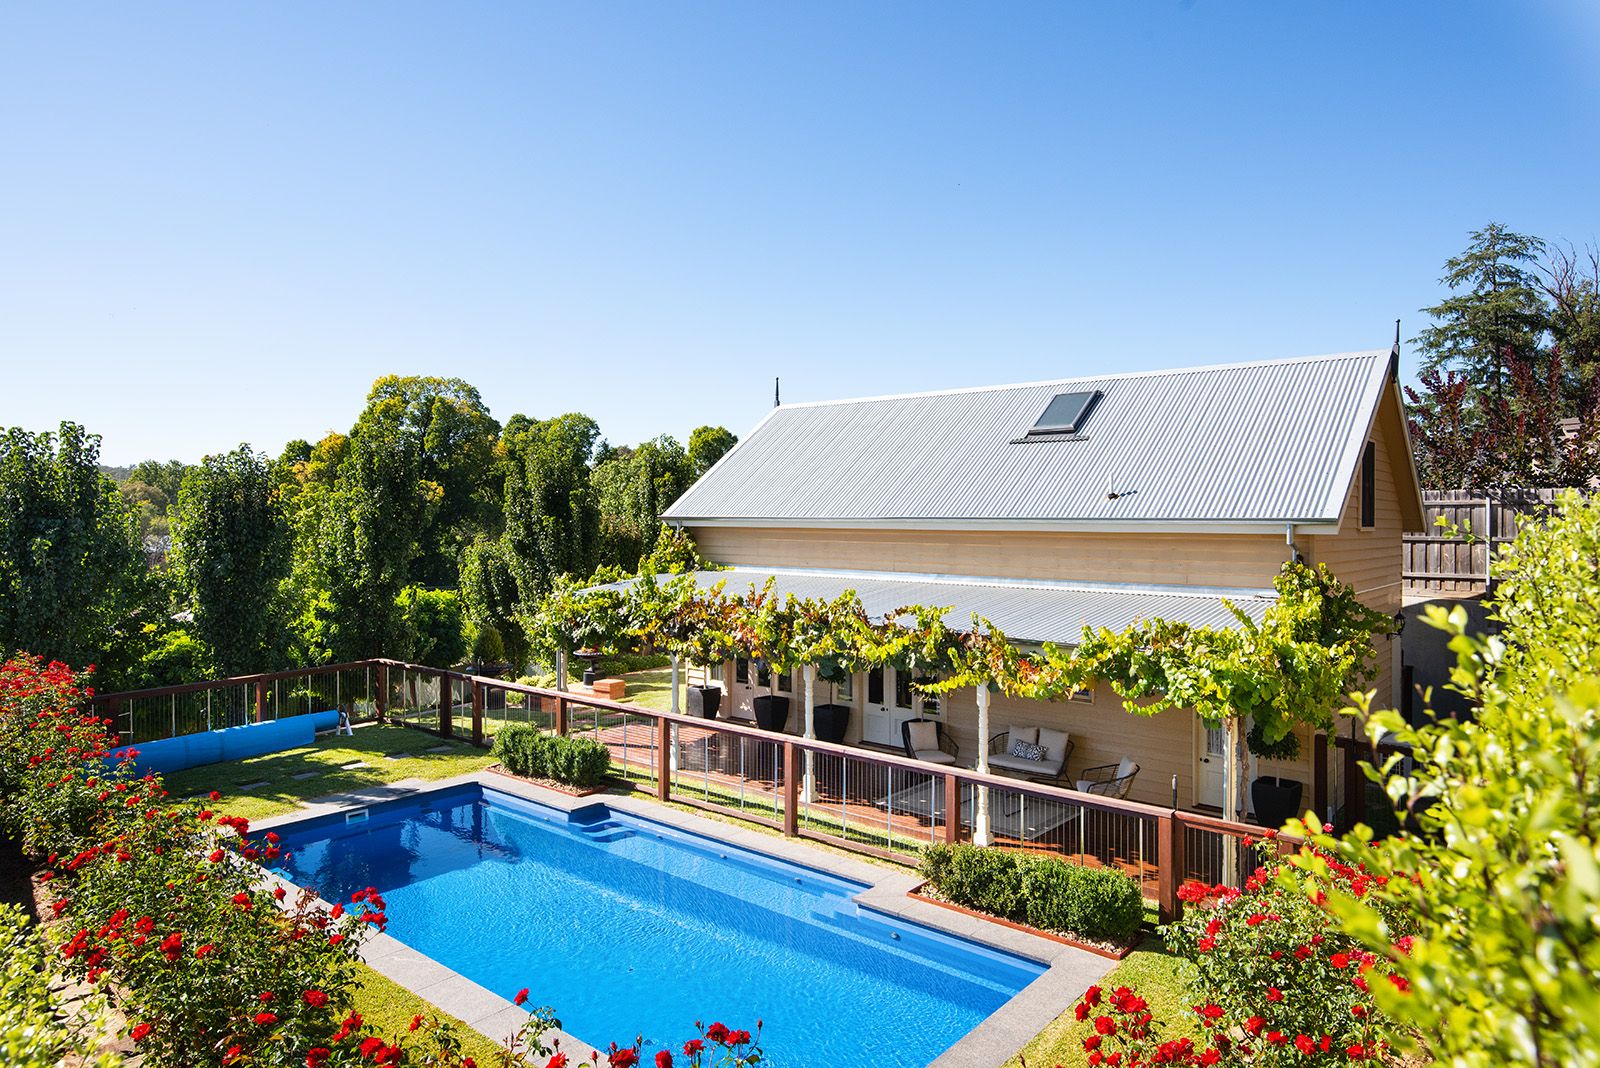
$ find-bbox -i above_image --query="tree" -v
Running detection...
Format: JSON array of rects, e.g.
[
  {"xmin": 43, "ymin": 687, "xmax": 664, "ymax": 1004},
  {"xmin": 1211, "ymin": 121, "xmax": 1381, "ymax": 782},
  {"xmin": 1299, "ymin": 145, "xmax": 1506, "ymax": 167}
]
[
  {"xmin": 396, "ymin": 586, "xmax": 467, "ymax": 669},
  {"xmin": 687, "ymin": 425, "xmax": 738, "ymax": 478},
  {"xmin": 500, "ymin": 413, "xmax": 602, "ymax": 602},
  {"xmin": 168, "ymin": 446, "xmax": 291, "ymax": 676},
  {"xmin": 0, "ymin": 423, "xmax": 148, "ymax": 682},
  {"xmin": 1415, "ymin": 223, "xmax": 1550, "ymax": 413},
  {"xmin": 355, "ymin": 376, "xmax": 502, "ymax": 588},
  {"xmin": 593, "ymin": 435, "xmax": 694, "ymax": 570},
  {"xmin": 1299, "ymin": 490, "xmax": 1600, "ymax": 1066},
  {"xmin": 459, "ymin": 535, "xmax": 529, "ymax": 674}
]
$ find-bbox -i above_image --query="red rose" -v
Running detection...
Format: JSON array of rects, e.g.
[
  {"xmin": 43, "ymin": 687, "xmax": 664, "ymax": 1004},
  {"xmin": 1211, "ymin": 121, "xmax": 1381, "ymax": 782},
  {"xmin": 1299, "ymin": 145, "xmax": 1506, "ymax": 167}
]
[
  {"xmin": 1266, "ymin": 987, "xmax": 1283, "ymax": 1002},
  {"xmin": 656, "ymin": 1052, "xmax": 673, "ymax": 1068},
  {"xmin": 546, "ymin": 1055, "xmax": 568, "ymax": 1068},
  {"xmin": 682, "ymin": 1040, "xmax": 704, "ymax": 1057},
  {"xmin": 304, "ymin": 989, "xmax": 328, "ymax": 1007},
  {"xmin": 608, "ymin": 1047, "xmax": 638, "ymax": 1068},
  {"xmin": 254, "ymin": 1012, "xmax": 278, "ymax": 1026},
  {"xmin": 130, "ymin": 1023, "xmax": 152, "ymax": 1042},
  {"xmin": 306, "ymin": 1049, "xmax": 331, "ymax": 1068},
  {"xmin": 515, "ymin": 988, "xmax": 529, "ymax": 1006}
]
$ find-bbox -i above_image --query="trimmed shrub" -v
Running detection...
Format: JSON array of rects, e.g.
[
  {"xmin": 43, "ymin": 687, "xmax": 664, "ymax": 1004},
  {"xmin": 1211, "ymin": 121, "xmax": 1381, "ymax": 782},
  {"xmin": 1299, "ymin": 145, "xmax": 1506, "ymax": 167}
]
[
  {"xmin": 492, "ymin": 725, "xmax": 611, "ymax": 788},
  {"xmin": 919, "ymin": 843, "xmax": 1144, "ymax": 943}
]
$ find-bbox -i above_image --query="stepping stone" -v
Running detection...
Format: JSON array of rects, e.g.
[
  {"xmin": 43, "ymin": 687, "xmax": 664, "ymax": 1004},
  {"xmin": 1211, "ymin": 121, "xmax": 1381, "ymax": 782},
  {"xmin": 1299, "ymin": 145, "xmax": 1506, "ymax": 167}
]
[
  {"xmin": 425, "ymin": 745, "xmax": 453, "ymax": 754},
  {"xmin": 238, "ymin": 780, "xmax": 270, "ymax": 791},
  {"xmin": 341, "ymin": 761, "xmax": 369, "ymax": 770},
  {"xmin": 290, "ymin": 771, "xmax": 321, "ymax": 781},
  {"xmin": 383, "ymin": 753, "xmax": 412, "ymax": 761}
]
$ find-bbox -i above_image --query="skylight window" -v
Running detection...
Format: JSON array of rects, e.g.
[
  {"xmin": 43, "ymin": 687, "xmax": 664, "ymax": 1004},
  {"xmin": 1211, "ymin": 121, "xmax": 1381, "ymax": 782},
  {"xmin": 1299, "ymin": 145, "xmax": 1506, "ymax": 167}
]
[{"xmin": 1027, "ymin": 390, "xmax": 1102, "ymax": 436}]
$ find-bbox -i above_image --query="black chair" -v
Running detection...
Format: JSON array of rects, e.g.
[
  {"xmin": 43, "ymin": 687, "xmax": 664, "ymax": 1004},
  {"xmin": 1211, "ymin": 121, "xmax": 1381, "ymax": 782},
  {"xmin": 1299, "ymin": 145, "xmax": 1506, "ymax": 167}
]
[{"xmin": 901, "ymin": 719, "xmax": 959, "ymax": 766}]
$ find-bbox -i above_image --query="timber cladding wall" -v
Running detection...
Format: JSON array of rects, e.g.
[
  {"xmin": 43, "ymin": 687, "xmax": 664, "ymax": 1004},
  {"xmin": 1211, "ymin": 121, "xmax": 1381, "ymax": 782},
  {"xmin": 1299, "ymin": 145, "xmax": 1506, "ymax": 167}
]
[{"xmin": 686, "ymin": 525, "xmax": 1293, "ymax": 589}]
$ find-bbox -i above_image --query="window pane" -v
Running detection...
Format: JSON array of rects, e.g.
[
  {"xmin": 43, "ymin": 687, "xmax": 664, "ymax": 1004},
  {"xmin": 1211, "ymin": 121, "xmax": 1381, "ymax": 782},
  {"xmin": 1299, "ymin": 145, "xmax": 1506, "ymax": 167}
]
[
  {"xmin": 837, "ymin": 673, "xmax": 853, "ymax": 700},
  {"xmin": 867, "ymin": 668, "xmax": 884, "ymax": 705},
  {"xmin": 894, "ymin": 672, "xmax": 913, "ymax": 710},
  {"xmin": 735, "ymin": 658, "xmax": 749, "ymax": 684}
]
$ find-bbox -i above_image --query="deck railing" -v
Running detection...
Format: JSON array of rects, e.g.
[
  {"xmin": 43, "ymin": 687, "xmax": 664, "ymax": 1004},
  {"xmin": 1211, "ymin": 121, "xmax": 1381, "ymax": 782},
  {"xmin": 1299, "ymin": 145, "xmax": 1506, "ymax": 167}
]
[{"xmin": 91, "ymin": 657, "xmax": 1293, "ymax": 922}]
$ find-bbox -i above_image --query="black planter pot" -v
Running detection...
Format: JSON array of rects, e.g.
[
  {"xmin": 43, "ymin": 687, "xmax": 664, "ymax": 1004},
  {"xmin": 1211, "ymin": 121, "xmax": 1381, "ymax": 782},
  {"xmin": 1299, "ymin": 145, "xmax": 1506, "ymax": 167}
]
[
  {"xmin": 1251, "ymin": 776, "xmax": 1305, "ymax": 831},
  {"xmin": 752, "ymin": 694, "xmax": 791, "ymax": 733},
  {"xmin": 687, "ymin": 684, "xmax": 723, "ymax": 719},
  {"xmin": 812, "ymin": 703, "xmax": 851, "ymax": 744}
]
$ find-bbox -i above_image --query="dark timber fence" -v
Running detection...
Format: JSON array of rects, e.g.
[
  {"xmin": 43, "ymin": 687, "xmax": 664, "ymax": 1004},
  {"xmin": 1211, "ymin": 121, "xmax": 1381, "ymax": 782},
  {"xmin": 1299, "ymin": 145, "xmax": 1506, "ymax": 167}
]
[
  {"xmin": 1403, "ymin": 488, "xmax": 1570, "ymax": 596},
  {"xmin": 91, "ymin": 658, "xmax": 1378, "ymax": 922}
]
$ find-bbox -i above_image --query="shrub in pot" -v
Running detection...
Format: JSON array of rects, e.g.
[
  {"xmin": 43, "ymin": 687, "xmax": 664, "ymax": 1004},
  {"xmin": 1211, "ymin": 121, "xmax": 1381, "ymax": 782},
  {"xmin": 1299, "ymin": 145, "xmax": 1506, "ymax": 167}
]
[
  {"xmin": 1247, "ymin": 720, "xmax": 1305, "ymax": 830},
  {"xmin": 687, "ymin": 682, "xmax": 723, "ymax": 718}
]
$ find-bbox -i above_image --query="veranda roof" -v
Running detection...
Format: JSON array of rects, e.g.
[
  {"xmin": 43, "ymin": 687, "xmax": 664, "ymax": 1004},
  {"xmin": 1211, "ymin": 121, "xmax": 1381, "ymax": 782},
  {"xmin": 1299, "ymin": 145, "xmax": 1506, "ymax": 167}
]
[{"xmin": 606, "ymin": 566, "xmax": 1276, "ymax": 646}]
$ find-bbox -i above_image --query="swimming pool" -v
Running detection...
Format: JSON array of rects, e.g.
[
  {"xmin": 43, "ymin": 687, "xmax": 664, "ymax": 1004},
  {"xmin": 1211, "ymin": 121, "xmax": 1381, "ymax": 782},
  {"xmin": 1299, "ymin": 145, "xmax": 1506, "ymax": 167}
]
[{"xmin": 270, "ymin": 783, "xmax": 1046, "ymax": 1067}]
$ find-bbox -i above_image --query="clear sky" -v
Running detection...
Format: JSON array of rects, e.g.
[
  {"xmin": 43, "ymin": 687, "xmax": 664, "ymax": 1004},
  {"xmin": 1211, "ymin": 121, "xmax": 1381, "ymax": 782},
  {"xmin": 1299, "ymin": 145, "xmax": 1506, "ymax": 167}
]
[{"xmin": 1, "ymin": 2, "xmax": 1596, "ymax": 465}]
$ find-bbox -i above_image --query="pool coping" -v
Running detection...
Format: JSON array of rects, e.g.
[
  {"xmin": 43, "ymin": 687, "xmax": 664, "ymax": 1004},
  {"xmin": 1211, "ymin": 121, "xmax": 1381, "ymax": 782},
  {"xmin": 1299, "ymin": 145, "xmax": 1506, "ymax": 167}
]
[{"xmin": 254, "ymin": 770, "xmax": 1116, "ymax": 1068}]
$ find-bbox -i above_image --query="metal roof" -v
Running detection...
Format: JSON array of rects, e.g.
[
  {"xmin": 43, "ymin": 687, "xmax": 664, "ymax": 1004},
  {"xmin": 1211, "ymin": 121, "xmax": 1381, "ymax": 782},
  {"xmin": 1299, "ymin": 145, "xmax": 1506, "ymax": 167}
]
[
  {"xmin": 665, "ymin": 349, "xmax": 1396, "ymax": 527},
  {"xmin": 610, "ymin": 567, "xmax": 1275, "ymax": 645}
]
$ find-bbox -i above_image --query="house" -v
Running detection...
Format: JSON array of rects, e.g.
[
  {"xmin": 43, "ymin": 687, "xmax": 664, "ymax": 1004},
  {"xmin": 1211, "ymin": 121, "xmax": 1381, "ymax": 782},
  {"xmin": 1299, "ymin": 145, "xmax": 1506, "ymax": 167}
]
[{"xmin": 659, "ymin": 347, "xmax": 1425, "ymax": 817}]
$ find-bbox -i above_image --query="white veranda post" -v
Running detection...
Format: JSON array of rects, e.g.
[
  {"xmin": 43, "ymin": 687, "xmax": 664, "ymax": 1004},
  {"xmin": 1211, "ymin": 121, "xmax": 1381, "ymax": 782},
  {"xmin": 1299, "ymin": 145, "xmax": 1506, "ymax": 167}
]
[
  {"xmin": 801, "ymin": 664, "xmax": 816, "ymax": 804},
  {"xmin": 1222, "ymin": 715, "xmax": 1241, "ymax": 885},
  {"xmin": 555, "ymin": 649, "xmax": 568, "ymax": 692},
  {"xmin": 974, "ymin": 683, "xmax": 992, "ymax": 847},
  {"xmin": 668, "ymin": 655, "xmax": 681, "ymax": 775}
]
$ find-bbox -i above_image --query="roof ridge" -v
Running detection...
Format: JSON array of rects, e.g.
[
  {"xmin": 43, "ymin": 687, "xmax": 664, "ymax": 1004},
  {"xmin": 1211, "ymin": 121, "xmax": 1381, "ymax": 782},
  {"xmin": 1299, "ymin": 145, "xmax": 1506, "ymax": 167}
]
[{"xmin": 775, "ymin": 348, "xmax": 1390, "ymax": 411}]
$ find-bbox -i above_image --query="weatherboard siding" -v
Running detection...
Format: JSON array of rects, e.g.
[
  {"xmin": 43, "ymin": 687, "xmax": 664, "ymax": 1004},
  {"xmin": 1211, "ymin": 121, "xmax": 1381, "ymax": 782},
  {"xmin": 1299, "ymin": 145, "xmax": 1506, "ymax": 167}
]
[{"xmin": 686, "ymin": 526, "xmax": 1293, "ymax": 590}]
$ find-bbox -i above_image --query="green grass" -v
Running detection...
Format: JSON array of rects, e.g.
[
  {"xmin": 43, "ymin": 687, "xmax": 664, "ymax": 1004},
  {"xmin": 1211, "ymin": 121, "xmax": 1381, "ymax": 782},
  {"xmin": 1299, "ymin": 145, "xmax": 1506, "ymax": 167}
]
[
  {"xmin": 162, "ymin": 724, "xmax": 496, "ymax": 822},
  {"xmin": 614, "ymin": 667, "xmax": 683, "ymax": 713},
  {"xmin": 1004, "ymin": 945, "xmax": 1197, "ymax": 1067},
  {"xmin": 350, "ymin": 962, "xmax": 505, "ymax": 1064}
]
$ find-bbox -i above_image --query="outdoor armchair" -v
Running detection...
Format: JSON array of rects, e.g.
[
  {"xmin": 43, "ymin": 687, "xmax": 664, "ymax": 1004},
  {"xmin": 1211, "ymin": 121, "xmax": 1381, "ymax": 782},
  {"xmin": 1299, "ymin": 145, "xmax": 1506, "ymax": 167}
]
[
  {"xmin": 1075, "ymin": 757, "xmax": 1140, "ymax": 800},
  {"xmin": 901, "ymin": 718, "xmax": 959, "ymax": 766}
]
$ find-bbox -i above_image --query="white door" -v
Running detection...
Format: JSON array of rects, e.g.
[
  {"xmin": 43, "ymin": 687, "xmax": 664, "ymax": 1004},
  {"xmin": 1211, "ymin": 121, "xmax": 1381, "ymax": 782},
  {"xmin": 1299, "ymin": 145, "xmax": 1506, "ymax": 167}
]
[
  {"xmin": 1197, "ymin": 723, "xmax": 1227, "ymax": 809},
  {"xmin": 862, "ymin": 667, "xmax": 916, "ymax": 746}
]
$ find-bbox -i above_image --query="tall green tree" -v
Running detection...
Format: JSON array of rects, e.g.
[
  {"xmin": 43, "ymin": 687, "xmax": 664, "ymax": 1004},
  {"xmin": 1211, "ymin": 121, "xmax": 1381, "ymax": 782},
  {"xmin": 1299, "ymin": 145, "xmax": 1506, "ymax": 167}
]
[
  {"xmin": 1415, "ymin": 222, "xmax": 1550, "ymax": 406},
  {"xmin": 500, "ymin": 413, "xmax": 601, "ymax": 601},
  {"xmin": 169, "ymin": 446, "xmax": 291, "ymax": 675},
  {"xmin": 687, "ymin": 425, "xmax": 738, "ymax": 478},
  {"xmin": 459, "ymin": 534, "xmax": 530, "ymax": 672},
  {"xmin": 0, "ymin": 423, "xmax": 148, "ymax": 680},
  {"xmin": 593, "ymin": 435, "xmax": 695, "ymax": 570},
  {"xmin": 355, "ymin": 376, "xmax": 501, "ymax": 587}
]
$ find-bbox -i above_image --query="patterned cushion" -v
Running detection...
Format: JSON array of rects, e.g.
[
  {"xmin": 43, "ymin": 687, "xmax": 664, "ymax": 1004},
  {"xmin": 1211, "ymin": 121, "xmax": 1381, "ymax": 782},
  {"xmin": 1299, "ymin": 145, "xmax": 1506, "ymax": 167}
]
[{"xmin": 1009, "ymin": 739, "xmax": 1048, "ymax": 762}]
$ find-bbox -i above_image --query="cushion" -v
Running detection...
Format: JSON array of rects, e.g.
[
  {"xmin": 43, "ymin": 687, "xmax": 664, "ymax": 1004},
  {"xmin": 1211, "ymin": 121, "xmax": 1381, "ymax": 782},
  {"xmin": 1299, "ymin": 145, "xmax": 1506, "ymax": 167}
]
[
  {"xmin": 1007, "ymin": 725, "xmax": 1038, "ymax": 746},
  {"xmin": 991, "ymin": 752, "xmax": 1064, "ymax": 776},
  {"xmin": 1116, "ymin": 756, "xmax": 1138, "ymax": 780},
  {"xmin": 1009, "ymin": 739, "xmax": 1047, "ymax": 762},
  {"xmin": 915, "ymin": 749, "xmax": 958, "ymax": 766},
  {"xmin": 905, "ymin": 720, "xmax": 938, "ymax": 751},
  {"xmin": 1037, "ymin": 727, "xmax": 1070, "ymax": 764}
]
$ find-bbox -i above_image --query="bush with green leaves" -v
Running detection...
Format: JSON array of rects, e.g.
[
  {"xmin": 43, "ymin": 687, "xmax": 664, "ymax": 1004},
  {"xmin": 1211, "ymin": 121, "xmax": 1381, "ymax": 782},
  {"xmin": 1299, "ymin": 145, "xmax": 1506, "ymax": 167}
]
[
  {"xmin": 1294, "ymin": 488, "xmax": 1600, "ymax": 1066},
  {"xmin": 0, "ymin": 903, "xmax": 116, "ymax": 1068},
  {"xmin": 492, "ymin": 724, "xmax": 612, "ymax": 788},
  {"xmin": 919, "ymin": 843, "xmax": 1143, "ymax": 943}
]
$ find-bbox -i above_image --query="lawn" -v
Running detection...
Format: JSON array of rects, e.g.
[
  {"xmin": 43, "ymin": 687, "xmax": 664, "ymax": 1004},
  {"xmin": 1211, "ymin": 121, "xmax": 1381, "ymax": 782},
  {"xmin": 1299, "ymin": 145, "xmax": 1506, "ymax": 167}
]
[
  {"xmin": 350, "ymin": 962, "xmax": 505, "ymax": 1064},
  {"xmin": 163, "ymin": 723, "xmax": 496, "ymax": 822},
  {"xmin": 1004, "ymin": 945, "xmax": 1197, "ymax": 1067}
]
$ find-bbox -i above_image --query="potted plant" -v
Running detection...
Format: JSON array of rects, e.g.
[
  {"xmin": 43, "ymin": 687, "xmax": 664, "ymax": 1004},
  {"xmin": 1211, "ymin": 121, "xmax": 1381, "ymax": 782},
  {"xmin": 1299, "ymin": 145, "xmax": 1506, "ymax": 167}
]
[
  {"xmin": 812, "ymin": 653, "xmax": 854, "ymax": 743},
  {"xmin": 1247, "ymin": 721, "xmax": 1304, "ymax": 830}
]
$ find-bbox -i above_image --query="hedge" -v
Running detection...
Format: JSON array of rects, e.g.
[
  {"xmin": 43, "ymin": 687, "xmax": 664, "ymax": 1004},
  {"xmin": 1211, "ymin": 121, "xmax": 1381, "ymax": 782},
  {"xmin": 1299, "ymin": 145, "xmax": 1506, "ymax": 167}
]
[
  {"xmin": 491, "ymin": 725, "xmax": 612, "ymax": 788},
  {"xmin": 919, "ymin": 842, "xmax": 1143, "ymax": 943}
]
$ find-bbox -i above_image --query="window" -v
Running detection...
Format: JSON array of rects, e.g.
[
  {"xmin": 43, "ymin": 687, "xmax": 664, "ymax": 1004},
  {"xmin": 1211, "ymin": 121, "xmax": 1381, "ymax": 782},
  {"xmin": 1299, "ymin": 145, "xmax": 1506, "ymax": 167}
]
[
  {"xmin": 735, "ymin": 657, "xmax": 749, "ymax": 685},
  {"xmin": 836, "ymin": 672, "xmax": 853, "ymax": 701},
  {"xmin": 756, "ymin": 661, "xmax": 770, "ymax": 688},
  {"xmin": 867, "ymin": 668, "xmax": 884, "ymax": 705},
  {"xmin": 894, "ymin": 671, "xmax": 914, "ymax": 710},
  {"xmin": 1026, "ymin": 390, "xmax": 1102, "ymax": 437},
  {"xmin": 777, "ymin": 670, "xmax": 793, "ymax": 693},
  {"xmin": 1360, "ymin": 441, "xmax": 1376, "ymax": 529}
]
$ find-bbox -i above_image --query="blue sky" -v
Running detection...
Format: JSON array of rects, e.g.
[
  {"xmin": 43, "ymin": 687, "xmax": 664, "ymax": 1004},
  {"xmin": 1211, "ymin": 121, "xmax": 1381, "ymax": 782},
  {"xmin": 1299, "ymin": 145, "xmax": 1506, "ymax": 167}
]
[{"xmin": 1, "ymin": 2, "xmax": 1596, "ymax": 464}]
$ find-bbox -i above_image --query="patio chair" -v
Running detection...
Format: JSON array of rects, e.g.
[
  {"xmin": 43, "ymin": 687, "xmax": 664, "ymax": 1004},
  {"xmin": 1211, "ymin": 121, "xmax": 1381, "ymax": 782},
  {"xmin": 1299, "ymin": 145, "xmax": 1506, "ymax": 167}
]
[
  {"xmin": 986, "ymin": 725, "xmax": 1073, "ymax": 784},
  {"xmin": 901, "ymin": 718, "xmax": 959, "ymax": 766},
  {"xmin": 1075, "ymin": 757, "xmax": 1140, "ymax": 800}
]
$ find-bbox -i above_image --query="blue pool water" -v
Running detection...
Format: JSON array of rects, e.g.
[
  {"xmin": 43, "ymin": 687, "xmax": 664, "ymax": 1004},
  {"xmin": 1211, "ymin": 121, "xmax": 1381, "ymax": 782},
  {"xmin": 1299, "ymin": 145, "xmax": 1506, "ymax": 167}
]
[{"xmin": 271, "ymin": 784, "xmax": 1044, "ymax": 1067}]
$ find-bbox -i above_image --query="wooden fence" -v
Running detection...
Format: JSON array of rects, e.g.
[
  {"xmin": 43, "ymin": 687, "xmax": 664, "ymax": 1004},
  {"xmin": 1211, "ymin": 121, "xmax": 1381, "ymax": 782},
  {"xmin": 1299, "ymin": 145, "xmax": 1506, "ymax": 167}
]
[
  {"xmin": 89, "ymin": 656, "xmax": 1321, "ymax": 923},
  {"xmin": 1403, "ymin": 488, "xmax": 1569, "ymax": 596}
]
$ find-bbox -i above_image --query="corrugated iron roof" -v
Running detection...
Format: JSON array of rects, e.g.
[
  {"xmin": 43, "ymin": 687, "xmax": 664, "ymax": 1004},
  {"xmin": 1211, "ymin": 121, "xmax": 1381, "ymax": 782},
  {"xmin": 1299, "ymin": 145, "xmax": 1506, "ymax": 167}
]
[
  {"xmin": 665, "ymin": 349, "xmax": 1394, "ymax": 526},
  {"xmin": 605, "ymin": 567, "xmax": 1275, "ymax": 645}
]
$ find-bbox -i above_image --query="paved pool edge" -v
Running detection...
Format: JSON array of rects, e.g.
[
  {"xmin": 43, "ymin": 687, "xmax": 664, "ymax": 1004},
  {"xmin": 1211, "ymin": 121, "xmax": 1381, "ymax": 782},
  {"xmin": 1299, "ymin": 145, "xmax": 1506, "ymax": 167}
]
[{"xmin": 254, "ymin": 771, "xmax": 1114, "ymax": 1067}]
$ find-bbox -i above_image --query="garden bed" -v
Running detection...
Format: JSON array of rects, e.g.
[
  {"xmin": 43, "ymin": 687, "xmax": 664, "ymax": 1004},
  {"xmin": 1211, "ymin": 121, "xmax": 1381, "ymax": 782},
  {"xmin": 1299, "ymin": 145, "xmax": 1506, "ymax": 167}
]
[{"xmin": 908, "ymin": 881, "xmax": 1138, "ymax": 960}]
